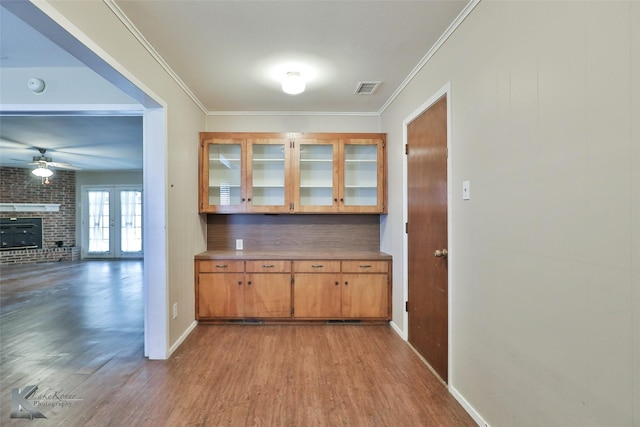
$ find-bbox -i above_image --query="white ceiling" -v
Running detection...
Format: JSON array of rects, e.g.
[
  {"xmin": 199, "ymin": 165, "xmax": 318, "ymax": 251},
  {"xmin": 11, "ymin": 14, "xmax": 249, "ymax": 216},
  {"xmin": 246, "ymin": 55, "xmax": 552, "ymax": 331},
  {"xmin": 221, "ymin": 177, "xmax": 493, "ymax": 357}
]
[{"xmin": 0, "ymin": 1, "xmax": 470, "ymax": 170}]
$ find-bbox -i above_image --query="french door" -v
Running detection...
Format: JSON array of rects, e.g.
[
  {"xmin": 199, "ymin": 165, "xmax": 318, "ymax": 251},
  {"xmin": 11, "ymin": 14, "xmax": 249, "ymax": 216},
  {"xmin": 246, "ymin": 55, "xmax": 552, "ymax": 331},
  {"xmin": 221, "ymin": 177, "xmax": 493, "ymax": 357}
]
[{"xmin": 82, "ymin": 186, "xmax": 143, "ymax": 259}]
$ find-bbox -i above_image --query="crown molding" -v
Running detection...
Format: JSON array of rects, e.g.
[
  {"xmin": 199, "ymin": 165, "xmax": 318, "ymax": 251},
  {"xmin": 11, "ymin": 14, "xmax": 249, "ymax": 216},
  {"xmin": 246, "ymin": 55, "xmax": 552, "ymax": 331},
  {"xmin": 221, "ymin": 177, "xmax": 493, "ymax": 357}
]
[
  {"xmin": 377, "ymin": 0, "xmax": 481, "ymax": 116},
  {"xmin": 104, "ymin": 0, "xmax": 208, "ymax": 114},
  {"xmin": 104, "ymin": 0, "xmax": 480, "ymax": 118},
  {"xmin": 207, "ymin": 110, "xmax": 379, "ymax": 117}
]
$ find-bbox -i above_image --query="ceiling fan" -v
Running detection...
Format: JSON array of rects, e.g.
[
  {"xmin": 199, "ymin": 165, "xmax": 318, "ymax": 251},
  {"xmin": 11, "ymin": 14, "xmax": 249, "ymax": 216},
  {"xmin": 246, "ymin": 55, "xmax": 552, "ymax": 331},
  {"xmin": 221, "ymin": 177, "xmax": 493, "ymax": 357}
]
[
  {"xmin": 29, "ymin": 147, "xmax": 80, "ymax": 171},
  {"xmin": 23, "ymin": 148, "xmax": 80, "ymax": 183}
]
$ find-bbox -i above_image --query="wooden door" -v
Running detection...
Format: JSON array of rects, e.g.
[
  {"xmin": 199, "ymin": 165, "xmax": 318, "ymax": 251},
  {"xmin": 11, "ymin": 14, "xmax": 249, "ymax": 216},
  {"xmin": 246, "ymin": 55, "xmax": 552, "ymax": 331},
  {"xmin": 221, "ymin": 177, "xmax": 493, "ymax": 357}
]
[
  {"xmin": 407, "ymin": 95, "xmax": 448, "ymax": 382},
  {"xmin": 293, "ymin": 274, "xmax": 342, "ymax": 318},
  {"xmin": 244, "ymin": 273, "xmax": 291, "ymax": 318},
  {"xmin": 197, "ymin": 273, "xmax": 244, "ymax": 318},
  {"xmin": 342, "ymin": 273, "xmax": 388, "ymax": 318}
]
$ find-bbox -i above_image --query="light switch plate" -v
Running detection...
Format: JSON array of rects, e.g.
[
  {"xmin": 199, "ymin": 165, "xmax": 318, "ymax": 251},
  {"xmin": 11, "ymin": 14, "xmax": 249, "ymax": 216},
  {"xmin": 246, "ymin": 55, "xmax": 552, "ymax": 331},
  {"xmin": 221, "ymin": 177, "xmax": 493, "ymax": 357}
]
[
  {"xmin": 462, "ymin": 180, "xmax": 470, "ymax": 200},
  {"xmin": 236, "ymin": 239, "xmax": 243, "ymax": 250}
]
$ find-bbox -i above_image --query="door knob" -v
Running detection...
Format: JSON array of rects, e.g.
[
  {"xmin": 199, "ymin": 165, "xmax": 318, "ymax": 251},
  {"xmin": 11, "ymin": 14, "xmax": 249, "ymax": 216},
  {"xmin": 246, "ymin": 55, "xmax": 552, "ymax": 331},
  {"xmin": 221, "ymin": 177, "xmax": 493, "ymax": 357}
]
[{"xmin": 434, "ymin": 249, "xmax": 448, "ymax": 258}]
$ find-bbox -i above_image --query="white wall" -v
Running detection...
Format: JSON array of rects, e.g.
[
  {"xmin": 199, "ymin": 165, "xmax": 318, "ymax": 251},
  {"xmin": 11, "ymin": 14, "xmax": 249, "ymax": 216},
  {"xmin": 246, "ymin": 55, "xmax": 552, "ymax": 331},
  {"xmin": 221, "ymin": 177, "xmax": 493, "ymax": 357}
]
[
  {"xmin": 381, "ymin": 1, "xmax": 639, "ymax": 426},
  {"xmin": 206, "ymin": 113, "xmax": 380, "ymax": 133},
  {"xmin": 41, "ymin": 1, "xmax": 207, "ymax": 352}
]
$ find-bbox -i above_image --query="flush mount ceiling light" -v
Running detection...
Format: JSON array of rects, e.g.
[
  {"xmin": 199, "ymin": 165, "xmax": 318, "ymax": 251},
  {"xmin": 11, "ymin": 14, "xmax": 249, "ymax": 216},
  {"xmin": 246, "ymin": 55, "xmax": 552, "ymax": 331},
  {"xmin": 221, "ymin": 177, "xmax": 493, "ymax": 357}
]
[
  {"xmin": 281, "ymin": 71, "xmax": 305, "ymax": 95},
  {"xmin": 32, "ymin": 164, "xmax": 53, "ymax": 178}
]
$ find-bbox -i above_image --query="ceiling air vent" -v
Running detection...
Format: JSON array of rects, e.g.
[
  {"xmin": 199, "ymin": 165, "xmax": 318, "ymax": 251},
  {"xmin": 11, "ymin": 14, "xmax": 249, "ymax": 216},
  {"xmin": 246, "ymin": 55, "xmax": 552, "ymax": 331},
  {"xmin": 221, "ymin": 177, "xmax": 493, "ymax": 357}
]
[{"xmin": 355, "ymin": 81, "xmax": 381, "ymax": 95}]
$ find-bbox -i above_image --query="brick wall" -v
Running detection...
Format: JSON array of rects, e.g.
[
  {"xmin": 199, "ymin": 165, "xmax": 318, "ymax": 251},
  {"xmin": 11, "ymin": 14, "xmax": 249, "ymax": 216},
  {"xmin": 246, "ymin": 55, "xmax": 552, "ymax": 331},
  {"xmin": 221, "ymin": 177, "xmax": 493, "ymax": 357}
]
[{"xmin": 0, "ymin": 167, "xmax": 77, "ymax": 264}]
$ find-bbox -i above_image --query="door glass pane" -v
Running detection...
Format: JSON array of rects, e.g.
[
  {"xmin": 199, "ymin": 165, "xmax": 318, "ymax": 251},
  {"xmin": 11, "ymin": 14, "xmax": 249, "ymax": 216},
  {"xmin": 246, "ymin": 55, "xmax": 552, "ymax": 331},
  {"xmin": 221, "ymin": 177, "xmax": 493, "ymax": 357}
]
[
  {"xmin": 209, "ymin": 144, "xmax": 242, "ymax": 206},
  {"xmin": 120, "ymin": 190, "xmax": 142, "ymax": 253},
  {"xmin": 252, "ymin": 144, "xmax": 285, "ymax": 206},
  {"xmin": 343, "ymin": 144, "xmax": 378, "ymax": 206},
  {"xmin": 299, "ymin": 144, "xmax": 334, "ymax": 206},
  {"xmin": 88, "ymin": 190, "xmax": 110, "ymax": 253}
]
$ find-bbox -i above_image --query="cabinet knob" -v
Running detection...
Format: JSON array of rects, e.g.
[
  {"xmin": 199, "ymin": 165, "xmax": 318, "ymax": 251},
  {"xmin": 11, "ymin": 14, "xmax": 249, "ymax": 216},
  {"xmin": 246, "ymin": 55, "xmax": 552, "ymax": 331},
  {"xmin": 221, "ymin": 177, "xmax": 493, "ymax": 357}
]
[
  {"xmin": 247, "ymin": 281, "xmax": 252, "ymax": 286},
  {"xmin": 237, "ymin": 281, "xmax": 242, "ymax": 286},
  {"xmin": 344, "ymin": 281, "xmax": 349, "ymax": 286},
  {"xmin": 335, "ymin": 281, "xmax": 339, "ymax": 286}
]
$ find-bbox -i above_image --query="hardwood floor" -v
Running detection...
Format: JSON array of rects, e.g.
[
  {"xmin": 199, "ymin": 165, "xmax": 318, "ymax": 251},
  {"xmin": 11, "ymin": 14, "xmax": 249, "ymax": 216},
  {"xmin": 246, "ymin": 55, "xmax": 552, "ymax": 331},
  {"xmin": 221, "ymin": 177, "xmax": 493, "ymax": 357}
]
[{"xmin": 0, "ymin": 261, "xmax": 476, "ymax": 426}]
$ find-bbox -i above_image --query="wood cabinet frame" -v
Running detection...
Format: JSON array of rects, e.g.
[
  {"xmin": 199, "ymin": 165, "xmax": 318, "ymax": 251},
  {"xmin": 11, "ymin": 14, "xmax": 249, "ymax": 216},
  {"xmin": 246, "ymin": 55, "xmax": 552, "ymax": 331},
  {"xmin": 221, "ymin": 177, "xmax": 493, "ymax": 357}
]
[
  {"xmin": 195, "ymin": 258, "xmax": 391, "ymax": 322},
  {"xmin": 199, "ymin": 132, "xmax": 387, "ymax": 214}
]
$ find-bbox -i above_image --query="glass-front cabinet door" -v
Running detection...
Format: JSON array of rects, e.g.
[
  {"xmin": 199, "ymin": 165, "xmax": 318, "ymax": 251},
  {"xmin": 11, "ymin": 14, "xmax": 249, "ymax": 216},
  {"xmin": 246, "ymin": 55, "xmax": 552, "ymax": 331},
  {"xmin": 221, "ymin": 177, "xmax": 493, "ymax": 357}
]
[
  {"xmin": 200, "ymin": 137, "xmax": 246, "ymax": 213},
  {"xmin": 293, "ymin": 139, "xmax": 339, "ymax": 213},
  {"xmin": 339, "ymin": 138, "xmax": 385, "ymax": 213},
  {"xmin": 246, "ymin": 138, "xmax": 292, "ymax": 213}
]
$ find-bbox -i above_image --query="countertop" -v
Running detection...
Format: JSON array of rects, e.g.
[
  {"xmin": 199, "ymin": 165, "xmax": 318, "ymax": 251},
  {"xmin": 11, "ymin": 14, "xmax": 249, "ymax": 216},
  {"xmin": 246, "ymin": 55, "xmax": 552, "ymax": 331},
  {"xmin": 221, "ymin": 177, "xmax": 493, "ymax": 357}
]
[{"xmin": 195, "ymin": 249, "xmax": 392, "ymax": 261}]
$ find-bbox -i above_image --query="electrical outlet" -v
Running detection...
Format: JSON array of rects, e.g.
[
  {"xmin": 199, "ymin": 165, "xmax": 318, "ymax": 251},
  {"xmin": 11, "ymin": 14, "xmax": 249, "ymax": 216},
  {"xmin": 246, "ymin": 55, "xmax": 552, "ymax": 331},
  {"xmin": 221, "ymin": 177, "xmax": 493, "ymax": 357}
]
[
  {"xmin": 236, "ymin": 239, "xmax": 243, "ymax": 250},
  {"xmin": 172, "ymin": 303, "xmax": 178, "ymax": 319}
]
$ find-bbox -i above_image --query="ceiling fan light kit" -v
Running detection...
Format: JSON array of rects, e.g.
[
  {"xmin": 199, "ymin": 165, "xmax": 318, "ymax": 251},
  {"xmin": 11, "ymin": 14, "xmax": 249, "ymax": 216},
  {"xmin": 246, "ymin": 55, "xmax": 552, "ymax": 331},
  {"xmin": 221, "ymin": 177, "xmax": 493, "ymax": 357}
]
[{"xmin": 32, "ymin": 164, "xmax": 53, "ymax": 178}]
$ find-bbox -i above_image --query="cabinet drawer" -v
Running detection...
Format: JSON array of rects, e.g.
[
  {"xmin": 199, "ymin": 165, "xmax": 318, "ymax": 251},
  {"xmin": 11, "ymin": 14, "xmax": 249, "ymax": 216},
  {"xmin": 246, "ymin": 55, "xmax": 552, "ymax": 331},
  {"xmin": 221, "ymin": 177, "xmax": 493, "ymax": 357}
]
[
  {"xmin": 198, "ymin": 260, "xmax": 244, "ymax": 273},
  {"xmin": 245, "ymin": 260, "xmax": 291, "ymax": 273},
  {"xmin": 341, "ymin": 260, "xmax": 388, "ymax": 273},
  {"xmin": 293, "ymin": 260, "xmax": 341, "ymax": 273}
]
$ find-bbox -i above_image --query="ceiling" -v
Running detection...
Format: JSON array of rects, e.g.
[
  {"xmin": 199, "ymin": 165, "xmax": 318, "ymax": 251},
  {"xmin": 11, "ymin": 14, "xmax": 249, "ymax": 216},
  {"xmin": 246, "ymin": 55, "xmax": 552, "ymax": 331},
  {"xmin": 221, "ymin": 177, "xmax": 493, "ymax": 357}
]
[{"xmin": 0, "ymin": 0, "xmax": 470, "ymax": 171}]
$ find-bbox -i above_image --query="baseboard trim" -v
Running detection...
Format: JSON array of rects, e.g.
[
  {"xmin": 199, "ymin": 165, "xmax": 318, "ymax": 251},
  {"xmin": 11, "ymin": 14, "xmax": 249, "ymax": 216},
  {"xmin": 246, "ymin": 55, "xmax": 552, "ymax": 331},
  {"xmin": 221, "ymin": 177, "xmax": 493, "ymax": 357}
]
[
  {"xmin": 389, "ymin": 320, "xmax": 407, "ymax": 340},
  {"xmin": 449, "ymin": 385, "xmax": 487, "ymax": 427},
  {"xmin": 167, "ymin": 320, "xmax": 198, "ymax": 357}
]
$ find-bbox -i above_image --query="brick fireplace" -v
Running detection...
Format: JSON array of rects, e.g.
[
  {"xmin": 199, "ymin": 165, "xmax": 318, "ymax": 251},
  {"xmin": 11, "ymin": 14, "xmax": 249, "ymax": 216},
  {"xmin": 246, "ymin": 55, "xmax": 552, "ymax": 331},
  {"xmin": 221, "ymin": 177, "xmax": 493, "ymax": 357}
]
[{"xmin": 0, "ymin": 167, "xmax": 80, "ymax": 264}]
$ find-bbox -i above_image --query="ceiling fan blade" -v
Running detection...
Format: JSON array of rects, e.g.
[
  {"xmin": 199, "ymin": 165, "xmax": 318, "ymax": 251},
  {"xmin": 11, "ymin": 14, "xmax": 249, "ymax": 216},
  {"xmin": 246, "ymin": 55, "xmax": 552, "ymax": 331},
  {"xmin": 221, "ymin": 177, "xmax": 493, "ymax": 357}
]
[{"xmin": 48, "ymin": 162, "xmax": 81, "ymax": 170}]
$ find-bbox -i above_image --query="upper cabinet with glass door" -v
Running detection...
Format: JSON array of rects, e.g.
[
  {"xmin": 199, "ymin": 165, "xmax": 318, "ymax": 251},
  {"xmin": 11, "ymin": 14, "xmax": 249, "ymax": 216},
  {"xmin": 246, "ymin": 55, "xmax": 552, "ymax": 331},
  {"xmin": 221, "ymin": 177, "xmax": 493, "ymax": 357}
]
[
  {"xmin": 292, "ymin": 137, "xmax": 340, "ymax": 213},
  {"xmin": 338, "ymin": 136, "xmax": 386, "ymax": 213},
  {"xmin": 199, "ymin": 134, "xmax": 246, "ymax": 213},
  {"xmin": 199, "ymin": 132, "xmax": 386, "ymax": 214},
  {"xmin": 246, "ymin": 137, "xmax": 292, "ymax": 213}
]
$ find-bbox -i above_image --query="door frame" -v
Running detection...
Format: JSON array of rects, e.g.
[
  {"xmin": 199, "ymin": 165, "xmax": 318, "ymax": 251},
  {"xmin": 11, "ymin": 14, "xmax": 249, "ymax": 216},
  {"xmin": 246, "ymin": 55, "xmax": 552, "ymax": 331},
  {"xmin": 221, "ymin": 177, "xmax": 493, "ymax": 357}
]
[
  {"xmin": 402, "ymin": 82, "xmax": 453, "ymax": 381},
  {"xmin": 5, "ymin": 1, "xmax": 169, "ymax": 359}
]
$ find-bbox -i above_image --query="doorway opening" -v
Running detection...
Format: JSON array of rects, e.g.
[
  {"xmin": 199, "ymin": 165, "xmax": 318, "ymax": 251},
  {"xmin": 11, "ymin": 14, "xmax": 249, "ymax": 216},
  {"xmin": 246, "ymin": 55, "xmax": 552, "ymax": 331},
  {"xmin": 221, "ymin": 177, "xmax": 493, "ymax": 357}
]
[{"xmin": 3, "ymin": 2, "xmax": 168, "ymax": 359}]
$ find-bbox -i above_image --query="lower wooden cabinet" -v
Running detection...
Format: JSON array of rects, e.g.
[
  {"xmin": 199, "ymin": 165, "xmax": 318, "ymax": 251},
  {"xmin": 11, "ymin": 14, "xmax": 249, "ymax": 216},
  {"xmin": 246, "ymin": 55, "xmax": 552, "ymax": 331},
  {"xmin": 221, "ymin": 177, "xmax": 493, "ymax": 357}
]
[
  {"xmin": 196, "ymin": 258, "xmax": 390, "ymax": 321},
  {"xmin": 197, "ymin": 260, "xmax": 292, "ymax": 319},
  {"xmin": 292, "ymin": 260, "xmax": 389, "ymax": 319}
]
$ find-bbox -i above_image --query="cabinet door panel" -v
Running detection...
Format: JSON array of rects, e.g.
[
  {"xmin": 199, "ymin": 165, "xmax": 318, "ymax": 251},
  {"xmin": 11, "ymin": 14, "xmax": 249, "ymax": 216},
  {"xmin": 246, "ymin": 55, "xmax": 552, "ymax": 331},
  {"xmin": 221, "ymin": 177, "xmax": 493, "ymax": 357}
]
[
  {"xmin": 247, "ymin": 139, "xmax": 292, "ymax": 213},
  {"xmin": 293, "ymin": 140, "xmax": 339, "ymax": 213},
  {"xmin": 293, "ymin": 274, "xmax": 341, "ymax": 318},
  {"xmin": 200, "ymin": 137, "xmax": 246, "ymax": 213},
  {"xmin": 342, "ymin": 273, "xmax": 388, "ymax": 318},
  {"xmin": 245, "ymin": 273, "xmax": 291, "ymax": 318},
  {"xmin": 198, "ymin": 273, "xmax": 244, "ymax": 318},
  {"xmin": 339, "ymin": 138, "xmax": 385, "ymax": 213}
]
